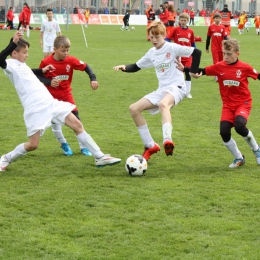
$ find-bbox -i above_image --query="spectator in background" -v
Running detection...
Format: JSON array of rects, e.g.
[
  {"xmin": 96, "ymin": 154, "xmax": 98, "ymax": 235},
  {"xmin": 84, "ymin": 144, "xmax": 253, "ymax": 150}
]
[
  {"xmin": 189, "ymin": 8, "xmax": 195, "ymax": 25},
  {"xmin": 145, "ymin": 5, "xmax": 155, "ymax": 40},
  {"xmin": 98, "ymin": 6, "xmax": 103, "ymax": 14},
  {"xmin": 52, "ymin": 7, "xmax": 57, "ymax": 13},
  {"xmin": 17, "ymin": 3, "xmax": 31, "ymax": 38},
  {"xmin": 6, "ymin": 7, "xmax": 15, "ymax": 30},
  {"xmin": 61, "ymin": 6, "xmax": 66, "ymax": 14},
  {"xmin": 159, "ymin": 3, "xmax": 169, "ymax": 34},
  {"xmin": 104, "ymin": 7, "xmax": 109, "ymax": 14},
  {"xmin": 220, "ymin": 4, "xmax": 233, "ymax": 37}
]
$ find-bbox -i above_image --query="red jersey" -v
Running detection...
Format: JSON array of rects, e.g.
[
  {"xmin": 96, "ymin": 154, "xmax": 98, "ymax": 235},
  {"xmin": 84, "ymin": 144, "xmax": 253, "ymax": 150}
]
[
  {"xmin": 167, "ymin": 26, "xmax": 195, "ymax": 63},
  {"xmin": 39, "ymin": 54, "xmax": 87, "ymax": 100},
  {"xmin": 19, "ymin": 6, "xmax": 31, "ymax": 24},
  {"xmin": 207, "ymin": 23, "xmax": 227, "ymax": 51},
  {"xmin": 6, "ymin": 10, "xmax": 14, "ymax": 21},
  {"xmin": 205, "ymin": 60, "xmax": 259, "ymax": 108}
]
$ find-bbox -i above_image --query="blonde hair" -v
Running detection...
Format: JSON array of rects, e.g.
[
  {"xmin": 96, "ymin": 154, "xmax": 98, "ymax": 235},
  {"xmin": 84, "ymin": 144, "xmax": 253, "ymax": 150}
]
[
  {"xmin": 147, "ymin": 21, "xmax": 166, "ymax": 36},
  {"xmin": 54, "ymin": 35, "xmax": 71, "ymax": 48},
  {"xmin": 222, "ymin": 39, "xmax": 240, "ymax": 52},
  {"xmin": 179, "ymin": 12, "xmax": 189, "ymax": 21}
]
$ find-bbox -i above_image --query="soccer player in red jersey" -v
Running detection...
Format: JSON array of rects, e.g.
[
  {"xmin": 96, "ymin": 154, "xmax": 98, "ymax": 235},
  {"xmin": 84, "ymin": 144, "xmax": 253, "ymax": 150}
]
[
  {"xmin": 165, "ymin": 12, "xmax": 196, "ymax": 98},
  {"xmin": 37, "ymin": 35, "xmax": 97, "ymax": 157},
  {"xmin": 178, "ymin": 39, "xmax": 260, "ymax": 168},
  {"xmin": 206, "ymin": 13, "xmax": 228, "ymax": 66}
]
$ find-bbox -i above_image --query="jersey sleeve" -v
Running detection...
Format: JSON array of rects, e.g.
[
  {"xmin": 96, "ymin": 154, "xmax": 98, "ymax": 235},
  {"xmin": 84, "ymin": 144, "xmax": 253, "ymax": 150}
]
[
  {"xmin": 173, "ymin": 43, "xmax": 194, "ymax": 58},
  {"xmin": 70, "ymin": 56, "xmax": 86, "ymax": 71},
  {"xmin": 136, "ymin": 50, "xmax": 154, "ymax": 69}
]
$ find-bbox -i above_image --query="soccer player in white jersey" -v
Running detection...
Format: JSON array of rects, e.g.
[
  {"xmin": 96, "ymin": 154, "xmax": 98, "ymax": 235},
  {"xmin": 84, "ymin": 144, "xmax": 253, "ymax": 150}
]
[
  {"xmin": 113, "ymin": 21, "xmax": 201, "ymax": 161},
  {"xmin": 40, "ymin": 8, "xmax": 62, "ymax": 58},
  {"xmin": 0, "ymin": 31, "xmax": 121, "ymax": 171}
]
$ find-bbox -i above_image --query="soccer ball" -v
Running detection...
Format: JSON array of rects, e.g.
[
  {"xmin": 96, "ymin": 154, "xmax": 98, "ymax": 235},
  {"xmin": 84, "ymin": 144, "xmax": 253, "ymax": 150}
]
[
  {"xmin": 131, "ymin": 27, "xmax": 135, "ymax": 31},
  {"xmin": 125, "ymin": 155, "xmax": 147, "ymax": 176}
]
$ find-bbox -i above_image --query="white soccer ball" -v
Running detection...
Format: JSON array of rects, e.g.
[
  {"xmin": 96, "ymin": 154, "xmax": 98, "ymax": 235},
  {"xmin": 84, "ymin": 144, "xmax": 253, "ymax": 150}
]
[
  {"xmin": 131, "ymin": 26, "xmax": 135, "ymax": 30},
  {"xmin": 125, "ymin": 155, "xmax": 147, "ymax": 176}
]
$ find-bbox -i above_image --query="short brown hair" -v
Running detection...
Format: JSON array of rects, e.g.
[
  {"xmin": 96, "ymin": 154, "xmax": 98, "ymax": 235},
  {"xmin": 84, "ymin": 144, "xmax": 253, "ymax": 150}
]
[
  {"xmin": 222, "ymin": 39, "xmax": 240, "ymax": 52},
  {"xmin": 213, "ymin": 13, "xmax": 221, "ymax": 19},
  {"xmin": 54, "ymin": 35, "xmax": 71, "ymax": 49}
]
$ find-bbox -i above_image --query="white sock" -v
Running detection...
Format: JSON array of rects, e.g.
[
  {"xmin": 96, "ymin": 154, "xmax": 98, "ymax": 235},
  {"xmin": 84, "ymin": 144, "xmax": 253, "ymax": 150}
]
[
  {"xmin": 52, "ymin": 123, "xmax": 66, "ymax": 144},
  {"xmin": 5, "ymin": 143, "xmax": 27, "ymax": 162},
  {"xmin": 224, "ymin": 138, "xmax": 243, "ymax": 159},
  {"xmin": 138, "ymin": 124, "xmax": 154, "ymax": 148},
  {"xmin": 26, "ymin": 27, "xmax": 30, "ymax": 38},
  {"xmin": 162, "ymin": 122, "xmax": 173, "ymax": 143},
  {"xmin": 76, "ymin": 131, "xmax": 103, "ymax": 158},
  {"xmin": 243, "ymin": 130, "xmax": 259, "ymax": 151},
  {"xmin": 185, "ymin": 80, "xmax": 191, "ymax": 94}
]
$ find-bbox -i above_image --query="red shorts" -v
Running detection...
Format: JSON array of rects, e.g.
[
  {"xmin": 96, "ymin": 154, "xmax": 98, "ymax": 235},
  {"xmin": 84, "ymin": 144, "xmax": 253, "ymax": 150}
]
[
  {"xmin": 221, "ymin": 102, "xmax": 252, "ymax": 125},
  {"xmin": 238, "ymin": 24, "xmax": 244, "ymax": 29},
  {"xmin": 181, "ymin": 57, "xmax": 192, "ymax": 67},
  {"xmin": 212, "ymin": 51, "xmax": 223, "ymax": 64}
]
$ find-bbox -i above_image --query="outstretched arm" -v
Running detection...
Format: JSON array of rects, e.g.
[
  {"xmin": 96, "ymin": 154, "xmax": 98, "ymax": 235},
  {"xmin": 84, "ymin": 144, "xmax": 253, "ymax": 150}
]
[
  {"xmin": 0, "ymin": 31, "xmax": 23, "ymax": 69},
  {"xmin": 113, "ymin": 63, "xmax": 140, "ymax": 72}
]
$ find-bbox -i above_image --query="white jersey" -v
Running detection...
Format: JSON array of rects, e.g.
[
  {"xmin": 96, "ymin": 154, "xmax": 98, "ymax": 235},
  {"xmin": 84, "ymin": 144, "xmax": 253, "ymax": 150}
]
[
  {"xmin": 3, "ymin": 59, "xmax": 54, "ymax": 109},
  {"xmin": 136, "ymin": 42, "xmax": 194, "ymax": 90},
  {"xmin": 40, "ymin": 20, "xmax": 61, "ymax": 46}
]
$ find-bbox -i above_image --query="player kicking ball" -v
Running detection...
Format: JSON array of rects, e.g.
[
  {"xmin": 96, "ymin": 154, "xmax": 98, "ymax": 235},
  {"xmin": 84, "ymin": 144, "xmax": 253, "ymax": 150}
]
[
  {"xmin": 0, "ymin": 31, "xmax": 121, "ymax": 171},
  {"xmin": 113, "ymin": 21, "xmax": 201, "ymax": 161},
  {"xmin": 177, "ymin": 39, "xmax": 260, "ymax": 168}
]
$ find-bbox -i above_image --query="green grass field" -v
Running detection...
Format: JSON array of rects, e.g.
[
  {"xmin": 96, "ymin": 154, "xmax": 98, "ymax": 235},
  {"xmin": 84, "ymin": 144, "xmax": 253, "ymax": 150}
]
[{"xmin": 0, "ymin": 25, "xmax": 260, "ymax": 259}]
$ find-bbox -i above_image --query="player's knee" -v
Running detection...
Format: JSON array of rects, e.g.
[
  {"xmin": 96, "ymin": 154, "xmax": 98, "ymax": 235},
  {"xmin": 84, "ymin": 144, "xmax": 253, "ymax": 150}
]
[
  {"xmin": 129, "ymin": 103, "xmax": 139, "ymax": 116},
  {"xmin": 27, "ymin": 143, "xmax": 39, "ymax": 151},
  {"xmin": 220, "ymin": 121, "xmax": 232, "ymax": 142},
  {"xmin": 234, "ymin": 122, "xmax": 248, "ymax": 136}
]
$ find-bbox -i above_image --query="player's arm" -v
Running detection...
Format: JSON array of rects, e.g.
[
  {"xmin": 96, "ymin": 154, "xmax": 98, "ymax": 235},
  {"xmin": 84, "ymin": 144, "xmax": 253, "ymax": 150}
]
[
  {"xmin": 205, "ymin": 36, "xmax": 211, "ymax": 52},
  {"xmin": 113, "ymin": 63, "xmax": 141, "ymax": 72},
  {"xmin": 189, "ymin": 48, "xmax": 201, "ymax": 75},
  {"xmin": 0, "ymin": 31, "xmax": 23, "ymax": 69},
  {"xmin": 85, "ymin": 64, "xmax": 98, "ymax": 90}
]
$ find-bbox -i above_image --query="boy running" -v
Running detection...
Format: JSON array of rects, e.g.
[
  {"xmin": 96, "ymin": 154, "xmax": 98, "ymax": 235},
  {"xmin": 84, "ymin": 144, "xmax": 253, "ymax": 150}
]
[
  {"xmin": 0, "ymin": 31, "xmax": 121, "ymax": 171},
  {"xmin": 113, "ymin": 21, "xmax": 201, "ymax": 161},
  {"xmin": 37, "ymin": 35, "xmax": 96, "ymax": 157},
  {"xmin": 177, "ymin": 39, "xmax": 260, "ymax": 168},
  {"xmin": 40, "ymin": 8, "xmax": 62, "ymax": 58}
]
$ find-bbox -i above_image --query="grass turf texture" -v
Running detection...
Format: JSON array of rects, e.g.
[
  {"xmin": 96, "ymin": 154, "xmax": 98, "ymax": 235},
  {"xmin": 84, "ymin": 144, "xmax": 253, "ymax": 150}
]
[{"xmin": 0, "ymin": 25, "xmax": 260, "ymax": 259}]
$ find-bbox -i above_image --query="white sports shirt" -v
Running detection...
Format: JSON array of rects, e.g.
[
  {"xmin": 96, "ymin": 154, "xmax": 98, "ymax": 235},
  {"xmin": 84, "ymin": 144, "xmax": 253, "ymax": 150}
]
[
  {"xmin": 40, "ymin": 20, "xmax": 61, "ymax": 46},
  {"xmin": 136, "ymin": 42, "xmax": 194, "ymax": 89},
  {"xmin": 4, "ymin": 59, "xmax": 54, "ymax": 109}
]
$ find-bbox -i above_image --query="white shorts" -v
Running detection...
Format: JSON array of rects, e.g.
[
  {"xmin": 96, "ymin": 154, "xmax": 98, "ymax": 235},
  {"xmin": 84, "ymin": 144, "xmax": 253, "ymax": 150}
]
[
  {"xmin": 43, "ymin": 45, "xmax": 54, "ymax": 53},
  {"xmin": 144, "ymin": 85, "xmax": 186, "ymax": 115},
  {"xmin": 24, "ymin": 99, "xmax": 76, "ymax": 137}
]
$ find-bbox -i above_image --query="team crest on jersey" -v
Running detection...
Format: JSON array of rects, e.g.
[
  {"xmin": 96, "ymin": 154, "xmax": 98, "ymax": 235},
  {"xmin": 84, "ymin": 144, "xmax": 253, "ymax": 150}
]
[
  {"xmin": 156, "ymin": 63, "xmax": 171, "ymax": 72},
  {"xmin": 236, "ymin": 70, "xmax": 241, "ymax": 78},
  {"xmin": 66, "ymin": 65, "xmax": 71, "ymax": 73},
  {"xmin": 166, "ymin": 52, "xmax": 171, "ymax": 59}
]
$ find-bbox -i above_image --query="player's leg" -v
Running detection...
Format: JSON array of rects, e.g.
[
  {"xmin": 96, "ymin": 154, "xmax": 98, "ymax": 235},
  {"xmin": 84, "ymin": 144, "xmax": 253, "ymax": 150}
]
[
  {"xmin": 64, "ymin": 113, "xmax": 121, "ymax": 167},
  {"xmin": 129, "ymin": 97, "xmax": 160, "ymax": 160},
  {"xmin": 234, "ymin": 110, "xmax": 260, "ymax": 164},
  {"xmin": 26, "ymin": 24, "xmax": 30, "ymax": 38},
  {"xmin": 183, "ymin": 59, "xmax": 192, "ymax": 98},
  {"xmin": 72, "ymin": 110, "xmax": 92, "ymax": 156},
  {"xmin": 159, "ymin": 92, "xmax": 175, "ymax": 156},
  {"xmin": 0, "ymin": 131, "xmax": 41, "ymax": 171}
]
